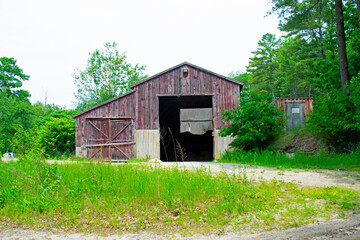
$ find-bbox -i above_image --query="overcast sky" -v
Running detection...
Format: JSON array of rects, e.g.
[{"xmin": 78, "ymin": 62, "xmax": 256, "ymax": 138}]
[{"xmin": 0, "ymin": 0, "xmax": 281, "ymax": 108}]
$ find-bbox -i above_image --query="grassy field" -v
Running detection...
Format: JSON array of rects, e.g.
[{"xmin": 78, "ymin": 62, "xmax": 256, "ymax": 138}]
[
  {"xmin": 0, "ymin": 158, "xmax": 359, "ymax": 235},
  {"xmin": 219, "ymin": 150, "xmax": 360, "ymax": 171}
]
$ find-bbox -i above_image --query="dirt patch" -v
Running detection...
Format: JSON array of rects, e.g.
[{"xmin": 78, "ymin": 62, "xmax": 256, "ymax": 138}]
[
  {"xmin": 274, "ymin": 131, "xmax": 325, "ymax": 153},
  {"xmin": 1, "ymin": 215, "xmax": 360, "ymax": 239}
]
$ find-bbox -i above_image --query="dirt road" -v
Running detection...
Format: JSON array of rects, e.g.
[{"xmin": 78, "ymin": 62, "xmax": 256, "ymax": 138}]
[{"xmin": 143, "ymin": 161, "xmax": 360, "ymax": 189}]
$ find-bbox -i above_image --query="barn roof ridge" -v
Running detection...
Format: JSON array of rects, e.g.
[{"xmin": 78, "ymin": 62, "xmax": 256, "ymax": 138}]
[
  {"xmin": 72, "ymin": 90, "xmax": 136, "ymax": 118},
  {"xmin": 130, "ymin": 61, "xmax": 244, "ymax": 88}
]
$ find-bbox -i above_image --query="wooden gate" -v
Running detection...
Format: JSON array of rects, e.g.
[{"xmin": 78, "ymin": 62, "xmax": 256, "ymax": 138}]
[{"xmin": 85, "ymin": 117, "xmax": 135, "ymax": 161}]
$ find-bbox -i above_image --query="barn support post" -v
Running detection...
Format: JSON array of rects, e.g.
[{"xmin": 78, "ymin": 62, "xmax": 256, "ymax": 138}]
[
  {"xmin": 214, "ymin": 129, "xmax": 234, "ymax": 159},
  {"xmin": 135, "ymin": 129, "xmax": 160, "ymax": 159},
  {"xmin": 76, "ymin": 146, "xmax": 87, "ymax": 158}
]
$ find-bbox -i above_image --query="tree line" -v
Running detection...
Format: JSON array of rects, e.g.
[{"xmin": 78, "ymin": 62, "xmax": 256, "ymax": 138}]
[
  {"xmin": 0, "ymin": 43, "xmax": 147, "ymax": 158},
  {"xmin": 222, "ymin": 0, "xmax": 360, "ymax": 152}
]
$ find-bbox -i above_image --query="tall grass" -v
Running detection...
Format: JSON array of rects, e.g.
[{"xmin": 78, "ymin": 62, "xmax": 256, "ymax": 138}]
[
  {"xmin": 0, "ymin": 158, "xmax": 359, "ymax": 234},
  {"xmin": 219, "ymin": 150, "xmax": 360, "ymax": 171}
]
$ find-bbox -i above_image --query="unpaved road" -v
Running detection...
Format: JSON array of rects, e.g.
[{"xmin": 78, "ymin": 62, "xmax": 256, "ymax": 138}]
[
  {"xmin": 1, "ymin": 161, "xmax": 359, "ymax": 239},
  {"xmin": 1, "ymin": 215, "xmax": 360, "ymax": 239},
  {"xmin": 142, "ymin": 162, "xmax": 360, "ymax": 189}
]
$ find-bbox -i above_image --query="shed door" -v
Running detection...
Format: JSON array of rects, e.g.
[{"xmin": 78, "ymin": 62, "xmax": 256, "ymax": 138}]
[
  {"xmin": 286, "ymin": 102, "xmax": 306, "ymax": 130},
  {"xmin": 85, "ymin": 118, "xmax": 135, "ymax": 160}
]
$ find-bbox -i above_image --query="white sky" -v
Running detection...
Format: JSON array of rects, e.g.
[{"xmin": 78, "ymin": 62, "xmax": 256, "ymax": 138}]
[{"xmin": 0, "ymin": 0, "xmax": 280, "ymax": 109}]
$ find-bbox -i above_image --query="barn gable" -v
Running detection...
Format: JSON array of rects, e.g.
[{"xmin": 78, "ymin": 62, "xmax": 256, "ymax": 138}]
[{"xmin": 73, "ymin": 62, "xmax": 243, "ymax": 161}]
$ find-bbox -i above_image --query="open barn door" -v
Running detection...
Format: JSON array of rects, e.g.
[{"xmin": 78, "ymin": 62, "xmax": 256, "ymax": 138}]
[
  {"xmin": 159, "ymin": 96, "xmax": 213, "ymax": 161},
  {"xmin": 85, "ymin": 117, "xmax": 135, "ymax": 161}
]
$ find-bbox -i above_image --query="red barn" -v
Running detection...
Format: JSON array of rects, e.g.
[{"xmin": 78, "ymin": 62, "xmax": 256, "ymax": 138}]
[{"xmin": 73, "ymin": 62, "xmax": 243, "ymax": 161}]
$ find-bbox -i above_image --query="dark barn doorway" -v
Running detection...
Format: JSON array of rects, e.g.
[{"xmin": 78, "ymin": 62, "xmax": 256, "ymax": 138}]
[{"xmin": 159, "ymin": 96, "xmax": 213, "ymax": 162}]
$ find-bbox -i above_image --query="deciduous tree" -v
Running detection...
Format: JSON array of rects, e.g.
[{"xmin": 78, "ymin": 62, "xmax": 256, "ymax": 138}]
[
  {"xmin": 74, "ymin": 42, "xmax": 147, "ymax": 111},
  {"xmin": 0, "ymin": 57, "xmax": 30, "ymax": 98}
]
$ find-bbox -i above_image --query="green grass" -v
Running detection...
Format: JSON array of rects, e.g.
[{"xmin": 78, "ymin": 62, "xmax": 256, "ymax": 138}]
[
  {"xmin": 219, "ymin": 150, "xmax": 360, "ymax": 171},
  {"xmin": 0, "ymin": 158, "xmax": 359, "ymax": 235}
]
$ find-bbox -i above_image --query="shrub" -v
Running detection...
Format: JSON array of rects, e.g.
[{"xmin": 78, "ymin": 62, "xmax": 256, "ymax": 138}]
[
  {"xmin": 219, "ymin": 91, "xmax": 285, "ymax": 151},
  {"xmin": 307, "ymin": 76, "xmax": 360, "ymax": 152},
  {"xmin": 38, "ymin": 116, "xmax": 75, "ymax": 157},
  {"xmin": 10, "ymin": 126, "xmax": 44, "ymax": 159}
]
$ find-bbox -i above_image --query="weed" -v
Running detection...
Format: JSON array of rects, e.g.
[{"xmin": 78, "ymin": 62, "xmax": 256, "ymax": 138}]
[
  {"xmin": 0, "ymin": 159, "xmax": 359, "ymax": 234},
  {"xmin": 219, "ymin": 150, "xmax": 360, "ymax": 171}
]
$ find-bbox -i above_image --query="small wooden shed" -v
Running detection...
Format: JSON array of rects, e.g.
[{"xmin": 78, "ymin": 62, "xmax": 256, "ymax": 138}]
[
  {"xmin": 274, "ymin": 97, "xmax": 314, "ymax": 130},
  {"xmin": 73, "ymin": 62, "xmax": 243, "ymax": 161}
]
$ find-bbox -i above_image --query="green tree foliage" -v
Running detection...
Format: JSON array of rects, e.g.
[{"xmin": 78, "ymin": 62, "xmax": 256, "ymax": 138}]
[
  {"xmin": 31, "ymin": 104, "xmax": 78, "ymax": 127},
  {"xmin": 38, "ymin": 115, "xmax": 75, "ymax": 157},
  {"xmin": 230, "ymin": 0, "xmax": 360, "ymax": 152},
  {"xmin": 10, "ymin": 127, "xmax": 44, "ymax": 158},
  {"xmin": 9, "ymin": 107, "xmax": 76, "ymax": 158},
  {"xmin": 268, "ymin": 0, "xmax": 333, "ymax": 60},
  {"xmin": 307, "ymin": 78, "xmax": 360, "ymax": 151},
  {"xmin": 246, "ymin": 33, "xmax": 281, "ymax": 97},
  {"xmin": 275, "ymin": 36, "xmax": 320, "ymax": 97},
  {"xmin": 74, "ymin": 42, "xmax": 147, "ymax": 111},
  {"xmin": 0, "ymin": 94, "xmax": 34, "ymax": 153},
  {"xmin": 0, "ymin": 57, "xmax": 34, "ymax": 153},
  {"xmin": 219, "ymin": 91, "xmax": 285, "ymax": 151},
  {"xmin": 0, "ymin": 57, "xmax": 30, "ymax": 98},
  {"xmin": 228, "ymin": 71, "xmax": 251, "ymax": 86},
  {"xmin": 0, "ymin": 57, "xmax": 77, "ymax": 157}
]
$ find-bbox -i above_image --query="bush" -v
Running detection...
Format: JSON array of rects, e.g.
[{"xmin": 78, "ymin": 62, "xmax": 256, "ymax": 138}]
[
  {"xmin": 219, "ymin": 91, "xmax": 285, "ymax": 151},
  {"xmin": 10, "ymin": 127, "xmax": 44, "ymax": 159},
  {"xmin": 307, "ymin": 76, "xmax": 360, "ymax": 152},
  {"xmin": 38, "ymin": 116, "xmax": 75, "ymax": 157}
]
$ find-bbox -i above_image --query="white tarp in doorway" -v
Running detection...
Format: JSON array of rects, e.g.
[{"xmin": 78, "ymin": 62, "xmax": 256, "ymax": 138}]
[{"xmin": 180, "ymin": 108, "xmax": 213, "ymax": 135}]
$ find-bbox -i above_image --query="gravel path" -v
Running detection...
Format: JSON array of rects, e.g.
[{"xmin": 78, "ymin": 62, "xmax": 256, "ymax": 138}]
[{"xmin": 142, "ymin": 161, "xmax": 360, "ymax": 189}]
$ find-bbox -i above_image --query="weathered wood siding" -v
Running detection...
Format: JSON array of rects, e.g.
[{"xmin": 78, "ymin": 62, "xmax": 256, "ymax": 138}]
[
  {"xmin": 73, "ymin": 62, "xmax": 243, "ymax": 160},
  {"xmin": 133, "ymin": 65, "xmax": 241, "ymax": 130},
  {"xmin": 75, "ymin": 91, "xmax": 136, "ymax": 148}
]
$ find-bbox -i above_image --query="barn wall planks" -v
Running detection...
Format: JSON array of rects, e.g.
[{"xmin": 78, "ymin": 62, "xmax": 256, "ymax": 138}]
[
  {"xmin": 74, "ymin": 92, "xmax": 136, "ymax": 148},
  {"xmin": 133, "ymin": 65, "xmax": 241, "ymax": 130}
]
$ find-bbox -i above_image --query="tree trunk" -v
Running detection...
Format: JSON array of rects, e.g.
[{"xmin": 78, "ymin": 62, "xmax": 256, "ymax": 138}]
[
  {"xmin": 335, "ymin": 0, "xmax": 350, "ymax": 95},
  {"xmin": 357, "ymin": 0, "xmax": 360, "ymax": 28}
]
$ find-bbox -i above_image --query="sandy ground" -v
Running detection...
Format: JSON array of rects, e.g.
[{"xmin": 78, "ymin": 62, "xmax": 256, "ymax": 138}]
[
  {"xmin": 1, "ymin": 160, "xmax": 360, "ymax": 239},
  {"xmin": 1, "ymin": 215, "xmax": 360, "ymax": 240},
  {"xmin": 142, "ymin": 161, "xmax": 360, "ymax": 189}
]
